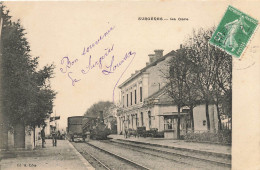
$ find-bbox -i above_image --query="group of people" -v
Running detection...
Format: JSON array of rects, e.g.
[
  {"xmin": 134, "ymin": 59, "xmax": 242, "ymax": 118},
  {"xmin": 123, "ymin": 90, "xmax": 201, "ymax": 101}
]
[{"xmin": 40, "ymin": 126, "xmax": 58, "ymax": 148}]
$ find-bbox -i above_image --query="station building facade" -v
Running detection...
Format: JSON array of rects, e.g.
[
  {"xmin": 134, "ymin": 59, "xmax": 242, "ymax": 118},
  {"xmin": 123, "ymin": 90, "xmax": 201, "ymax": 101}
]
[{"xmin": 116, "ymin": 49, "xmax": 218, "ymax": 139}]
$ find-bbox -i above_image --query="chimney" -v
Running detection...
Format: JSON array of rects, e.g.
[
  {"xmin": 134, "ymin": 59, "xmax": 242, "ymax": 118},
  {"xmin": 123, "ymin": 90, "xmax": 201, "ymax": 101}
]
[
  {"xmin": 180, "ymin": 44, "xmax": 183, "ymax": 49},
  {"xmin": 148, "ymin": 54, "xmax": 156, "ymax": 63},
  {"xmin": 135, "ymin": 70, "xmax": 138, "ymax": 74},
  {"xmin": 154, "ymin": 49, "xmax": 164, "ymax": 60},
  {"xmin": 131, "ymin": 73, "xmax": 134, "ymax": 76},
  {"xmin": 146, "ymin": 62, "xmax": 149, "ymax": 66}
]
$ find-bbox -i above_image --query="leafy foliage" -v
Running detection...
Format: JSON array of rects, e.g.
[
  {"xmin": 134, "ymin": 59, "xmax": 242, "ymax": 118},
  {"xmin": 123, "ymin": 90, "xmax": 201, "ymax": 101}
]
[
  {"xmin": 184, "ymin": 130, "xmax": 231, "ymax": 145},
  {"xmin": 84, "ymin": 101, "xmax": 115, "ymax": 118},
  {"xmin": 184, "ymin": 28, "xmax": 232, "ymax": 130},
  {"xmin": 166, "ymin": 27, "xmax": 232, "ymax": 132},
  {"xmin": 1, "ymin": 3, "xmax": 56, "ymax": 128}
]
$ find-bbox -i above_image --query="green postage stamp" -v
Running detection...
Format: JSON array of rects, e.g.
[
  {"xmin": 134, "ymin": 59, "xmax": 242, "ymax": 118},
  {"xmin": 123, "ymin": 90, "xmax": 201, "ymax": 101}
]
[{"xmin": 210, "ymin": 5, "xmax": 258, "ymax": 58}]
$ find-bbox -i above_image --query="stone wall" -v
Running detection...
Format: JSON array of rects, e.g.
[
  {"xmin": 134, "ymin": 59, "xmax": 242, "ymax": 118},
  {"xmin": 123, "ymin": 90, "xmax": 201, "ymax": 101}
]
[
  {"xmin": 193, "ymin": 104, "xmax": 218, "ymax": 131},
  {"xmin": 7, "ymin": 126, "xmax": 41, "ymax": 150}
]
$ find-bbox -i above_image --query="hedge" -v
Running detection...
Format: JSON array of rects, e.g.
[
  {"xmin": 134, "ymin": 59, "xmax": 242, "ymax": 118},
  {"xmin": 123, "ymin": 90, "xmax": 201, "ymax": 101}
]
[{"xmin": 184, "ymin": 130, "xmax": 231, "ymax": 145}]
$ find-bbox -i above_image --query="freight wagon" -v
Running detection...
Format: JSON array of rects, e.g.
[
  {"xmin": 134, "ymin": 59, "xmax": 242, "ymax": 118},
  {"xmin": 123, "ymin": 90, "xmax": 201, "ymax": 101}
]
[{"xmin": 67, "ymin": 116, "xmax": 86, "ymax": 142}]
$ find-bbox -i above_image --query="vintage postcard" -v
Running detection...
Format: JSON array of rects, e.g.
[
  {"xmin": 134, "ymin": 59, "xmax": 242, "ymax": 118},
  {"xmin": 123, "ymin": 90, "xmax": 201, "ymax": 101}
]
[{"xmin": 0, "ymin": 1, "xmax": 259, "ymax": 170}]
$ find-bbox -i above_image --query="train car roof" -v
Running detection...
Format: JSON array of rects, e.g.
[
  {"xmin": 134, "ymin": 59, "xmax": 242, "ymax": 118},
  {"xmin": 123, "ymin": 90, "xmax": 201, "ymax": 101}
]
[{"xmin": 68, "ymin": 116, "xmax": 84, "ymax": 118}]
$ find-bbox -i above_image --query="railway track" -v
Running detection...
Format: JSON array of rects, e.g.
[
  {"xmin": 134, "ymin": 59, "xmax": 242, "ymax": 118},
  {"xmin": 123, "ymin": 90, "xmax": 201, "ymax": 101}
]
[
  {"xmin": 72, "ymin": 139, "xmax": 231, "ymax": 170},
  {"xmin": 81, "ymin": 148, "xmax": 111, "ymax": 170},
  {"xmin": 85, "ymin": 142, "xmax": 150, "ymax": 170},
  {"xmin": 71, "ymin": 141, "xmax": 150, "ymax": 170},
  {"xmin": 99, "ymin": 139, "xmax": 231, "ymax": 169}
]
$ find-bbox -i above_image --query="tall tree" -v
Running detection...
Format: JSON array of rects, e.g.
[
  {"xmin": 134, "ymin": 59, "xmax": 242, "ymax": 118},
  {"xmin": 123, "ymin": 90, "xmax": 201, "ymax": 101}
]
[
  {"xmin": 0, "ymin": 4, "xmax": 8, "ymax": 149},
  {"xmin": 165, "ymin": 47, "xmax": 202, "ymax": 136},
  {"xmin": 181, "ymin": 48, "xmax": 202, "ymax": 131},
  {"xmin": 185, "ymin": 27, "xmax": 232, "ymax": 131},
  {"xmin": 1, "ymin": 12, "xmax": 34, "ymax": 144},
  {"xmin": 167, "ymin": 48, "xmax": 188, "ymax": 139},
  {"xmin": 1, "ymin": 3, "xmax": 56, "ymax": 148},
  {"xmin": 185, "ymin": 28, "xmax": 217, "ymax": 131},
  {"xmin": 26, "ymin": 67, "xmax": 56, "ymax": 128},
  {"xmin": 212, "ymin": 48, "xmax": 232, "ymax": 130}
]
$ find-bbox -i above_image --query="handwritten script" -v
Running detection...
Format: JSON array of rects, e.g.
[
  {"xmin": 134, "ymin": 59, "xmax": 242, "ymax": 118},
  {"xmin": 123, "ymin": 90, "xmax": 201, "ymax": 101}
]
[
  {"xmin": 81, "ymin": 44, "xmax": 114, "ymax": 75},
  {"xmin": 59, "ymin": 25, "xmax": 136, "ymax": 102},
  {"xmin": 82, "ymin": 26, "xmax": 115, "ymax": 55},
  {"xmin": 60, "ymin": 57, "xmax": 81, "ymax": 86}
]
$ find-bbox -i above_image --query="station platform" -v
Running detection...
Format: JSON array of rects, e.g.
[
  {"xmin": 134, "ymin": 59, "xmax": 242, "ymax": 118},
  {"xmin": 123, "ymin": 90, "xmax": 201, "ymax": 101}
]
[
  {"xmin": 109, "ymin": 134, "xmax": 231, "ymax": 158},
  {"xmin": 0, "ymin": 139, "xmax": 94, "ymax": 170}
]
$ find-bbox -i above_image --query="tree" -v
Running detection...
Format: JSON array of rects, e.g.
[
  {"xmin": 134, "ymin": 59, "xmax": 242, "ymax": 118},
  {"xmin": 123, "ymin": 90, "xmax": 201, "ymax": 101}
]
[
  {"xmin": 181, "ymin": 48, "xmax": 202, "ymax": 131},
  {"xmin": 185, "ymin": 27, "xmax": 232, "ymax": 131},
  {"xmin": 84, "ymin": 101, "xmax": 115, "ymax": 118},
  {"xmin": 0, "ymin": 3, "xmax": 56, "ymax": 148},
  {"xmin": 167, "ymin": 48, "xmax": 188, "ymax": 139},
  {"xmin": 164, "ymin": 46, "xmax": 202, "ymax": 137},
  {"xmin": 184, "ymin": 28, "xmax": 217, "ymax": 131},
  {"xmin": 212, "ymin": 49, "xmax": 232, "ymax": 130},
  {"xmin": 26, "ymin": 65, "xmax": 56, "ymax": 128},
  {"xmin": 163, "ymin": 27, "xmax": 232, "ymax": 135}
]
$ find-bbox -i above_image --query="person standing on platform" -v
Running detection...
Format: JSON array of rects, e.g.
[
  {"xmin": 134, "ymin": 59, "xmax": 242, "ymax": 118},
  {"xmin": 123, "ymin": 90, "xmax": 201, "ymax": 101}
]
[
  {"xmin": 52, "ymin": 129, "xmax": 57, "ymax": 147},
  {"xmin": 124, "ymin": 128, "xmax": 128, "ymax": 138}
]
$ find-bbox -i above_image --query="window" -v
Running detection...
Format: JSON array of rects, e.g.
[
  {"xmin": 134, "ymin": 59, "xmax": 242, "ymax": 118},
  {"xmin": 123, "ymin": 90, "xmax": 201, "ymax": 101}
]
[
  {"xmin": 127, "ymin": 94, "xmax": 129, "ymax": 107},
  {"xmin": 134, "ymin": 90, "xmax": 137, "ymax": 104},
  {"xmin": 130, "ymin": 92, "xmax": 133, "ymax": 105},
  {"xmin": 164, "ymin": 118, "xmax": 173, "ymax": 130},
  {"xmin": 140, "ymin": 112, "xmax": 144, "ymax": 126},
  {"xmin": 123, "ymin": 96, "xmax": 125, "ymax": 107},
  {"xmin": 131, "ymin": 115, "xmax": 134, "ymax": 128},
  {"xmin": 182, "ymin": 109, "xmax": 190, "ymax": 113},
  {"xmin": 164, "ymin": 117, "xmax": 177, "ymax": 130},
  {"xmin": 140, "ymin": 87, "xmax": 143, "ymax": 102},
  {"xmin": 135, "ymin": 114, "xmax": 138, "ymax": 126}
]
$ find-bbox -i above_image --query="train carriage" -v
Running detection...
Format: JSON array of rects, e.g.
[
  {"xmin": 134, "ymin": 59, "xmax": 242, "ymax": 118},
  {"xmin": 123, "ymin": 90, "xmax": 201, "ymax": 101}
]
[
  {"xmin": 67, "ymin": 116, "xmax": 86, "ymax": 141},
  {"xmin": 67, "ymin": 112, "xmax": 110, "ymax": 141}
]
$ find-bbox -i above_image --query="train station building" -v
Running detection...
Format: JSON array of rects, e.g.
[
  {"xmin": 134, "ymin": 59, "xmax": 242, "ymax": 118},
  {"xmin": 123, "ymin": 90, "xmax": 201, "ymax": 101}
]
[{"xmin": 116, "ymin": 49, "xmax": 218, "ymax": 139}]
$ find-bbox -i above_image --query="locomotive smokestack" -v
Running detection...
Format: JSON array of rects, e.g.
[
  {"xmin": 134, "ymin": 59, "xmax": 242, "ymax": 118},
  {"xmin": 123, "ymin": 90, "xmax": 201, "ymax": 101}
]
[{"xmin": 99, "ymin": 111, "xmax": 104, "ymax": 123}]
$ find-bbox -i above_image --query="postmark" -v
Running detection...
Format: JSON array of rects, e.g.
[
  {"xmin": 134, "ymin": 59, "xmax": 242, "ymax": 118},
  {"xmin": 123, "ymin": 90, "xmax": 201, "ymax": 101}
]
[{"xmin": 210, "ymin": 5, "xmax": 258, "ymax": 58}]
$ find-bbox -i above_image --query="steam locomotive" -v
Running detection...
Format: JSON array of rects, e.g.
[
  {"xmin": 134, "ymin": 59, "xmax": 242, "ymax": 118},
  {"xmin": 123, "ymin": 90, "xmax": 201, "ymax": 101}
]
[{"xmin": 67, "ymin": 111, "xmax": 110, "ymax": 141}]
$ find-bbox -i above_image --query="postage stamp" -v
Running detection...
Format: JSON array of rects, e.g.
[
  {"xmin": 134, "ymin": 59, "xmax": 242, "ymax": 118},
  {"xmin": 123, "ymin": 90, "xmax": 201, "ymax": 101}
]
[{"xmin": 210, "ymin": 5, "xmax": 258, "ymax": 58}]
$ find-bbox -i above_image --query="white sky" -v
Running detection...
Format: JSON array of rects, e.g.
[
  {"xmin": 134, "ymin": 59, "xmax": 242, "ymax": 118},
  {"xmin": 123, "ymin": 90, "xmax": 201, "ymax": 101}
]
[{"xmin": 3, "ymin": 1, "xmax": 258, "ymax": 130}]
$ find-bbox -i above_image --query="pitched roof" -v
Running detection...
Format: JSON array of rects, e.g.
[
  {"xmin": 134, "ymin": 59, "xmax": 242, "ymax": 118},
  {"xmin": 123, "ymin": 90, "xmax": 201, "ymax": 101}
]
[
  {"xmin": 143, "ymin": 84, "xmax": 174, "ymax": 105},
  {"xmin": 118, "ymin": 50, "xmax": 176, "ymax": 88},
  {"xmin": 146, "ymin": 83, "xmax": 169, "ymax": 99}
]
